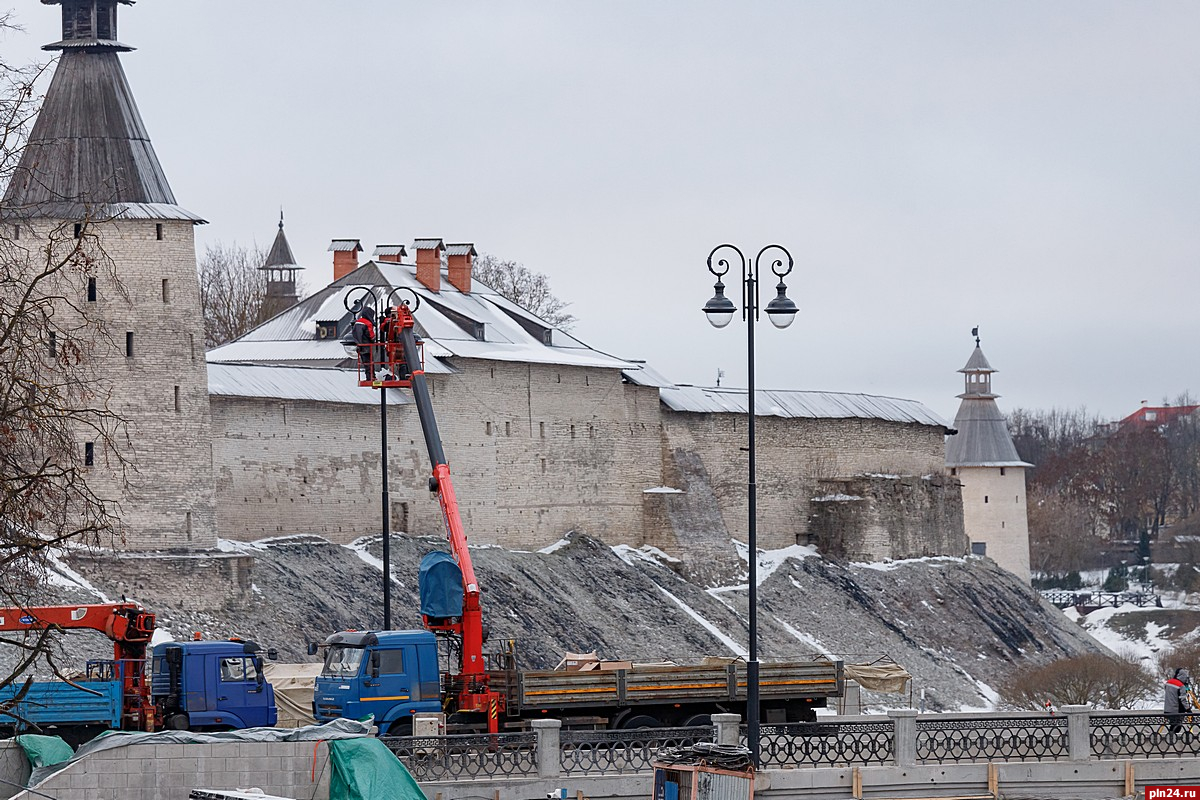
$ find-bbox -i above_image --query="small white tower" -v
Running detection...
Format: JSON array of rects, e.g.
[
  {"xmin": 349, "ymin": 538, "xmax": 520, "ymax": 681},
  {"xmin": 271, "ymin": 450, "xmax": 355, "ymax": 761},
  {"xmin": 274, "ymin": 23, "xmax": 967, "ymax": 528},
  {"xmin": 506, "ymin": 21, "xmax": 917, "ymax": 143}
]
[{"xmin": 945, "ymin": 330, "xmax": 1032, "ymax": 582}]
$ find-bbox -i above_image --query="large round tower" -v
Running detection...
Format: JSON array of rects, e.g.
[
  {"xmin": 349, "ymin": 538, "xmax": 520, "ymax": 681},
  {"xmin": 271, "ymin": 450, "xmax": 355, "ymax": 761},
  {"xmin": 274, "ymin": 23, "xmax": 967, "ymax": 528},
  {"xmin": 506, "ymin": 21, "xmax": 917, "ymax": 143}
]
[{"xmin": 3, "ymin": 0, "xmax": 216, "ymax": 548}]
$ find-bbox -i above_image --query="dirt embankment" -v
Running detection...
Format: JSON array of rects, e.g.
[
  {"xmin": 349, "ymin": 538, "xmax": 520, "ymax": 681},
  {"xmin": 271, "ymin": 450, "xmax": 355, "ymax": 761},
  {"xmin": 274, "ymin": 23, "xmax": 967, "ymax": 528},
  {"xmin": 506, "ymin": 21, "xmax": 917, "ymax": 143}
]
[{"xmin": 2, "ymin": 534, "xmax": 1104, "ymax": 711}]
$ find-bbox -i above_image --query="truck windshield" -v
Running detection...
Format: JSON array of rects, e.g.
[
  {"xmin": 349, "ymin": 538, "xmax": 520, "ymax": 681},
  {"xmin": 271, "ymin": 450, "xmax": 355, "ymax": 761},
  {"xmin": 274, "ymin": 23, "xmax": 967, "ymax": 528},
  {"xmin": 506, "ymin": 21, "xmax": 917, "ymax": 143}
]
[{"xmin": 322, "ymin": 645, "xmax": 365, "ymax": 678}]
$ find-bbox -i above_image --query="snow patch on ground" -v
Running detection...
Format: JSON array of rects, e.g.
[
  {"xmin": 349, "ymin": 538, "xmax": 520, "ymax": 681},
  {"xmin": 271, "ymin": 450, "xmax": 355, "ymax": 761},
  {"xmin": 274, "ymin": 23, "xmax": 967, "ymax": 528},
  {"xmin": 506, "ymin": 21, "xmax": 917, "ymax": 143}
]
[
  {"xmin": 344, "ymin": 538, "xmax": 405, "ymax": 587},
  {"xmin": 862, "ymin": 473, "xmax": 901, "ymax": 479},
  {"xmin": 852, "ymin": 555, "xmax": 967, "ymax": 572},
  {"xmin": 811, "ymin": 494, "xmax": 863, "ymax": 502},
  {"xmin": 44, "ymin": 553, "xmax": 111, "ymax": 602},
  {"xmin": 150, "ymin": 628, "xmax": 175, "ymax": 646},
  {"xmin": 539, "ymin": 538, "xmax": 572, "ymax": 555},
  {"xmin": 655, "ymin": 586, "xmax": 747, "ymax": 657},
  {"xmin": 775, "ymin": 617, "xmax": 832, "ymax": 657},
  {"xmin": 727, "ymin": 541, "xmax": 818, "ymax": 587},
  {"xmin": 216, "ymin": 538, "xmax": 264, "ymax": 554},
  {"xmin": 612, "ymin": 544, "xmax": 679, "ymax": 569}
]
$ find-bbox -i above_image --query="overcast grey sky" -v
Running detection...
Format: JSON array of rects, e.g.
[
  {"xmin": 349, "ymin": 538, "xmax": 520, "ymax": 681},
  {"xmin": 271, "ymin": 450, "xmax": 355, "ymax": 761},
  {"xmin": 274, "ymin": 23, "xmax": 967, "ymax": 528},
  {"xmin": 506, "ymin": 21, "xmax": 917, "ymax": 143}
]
[{"xmin": 7, "ymin": 1, "xmax": 1198, "ymax": 423}]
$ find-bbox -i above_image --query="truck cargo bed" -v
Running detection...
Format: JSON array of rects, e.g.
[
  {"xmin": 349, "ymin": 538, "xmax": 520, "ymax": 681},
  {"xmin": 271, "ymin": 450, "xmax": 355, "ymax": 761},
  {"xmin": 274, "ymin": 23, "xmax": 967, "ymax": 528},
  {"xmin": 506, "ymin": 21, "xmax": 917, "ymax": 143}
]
[{"xmin": 0, "ymin": 680, "xmax": 122, "ymax": 731}]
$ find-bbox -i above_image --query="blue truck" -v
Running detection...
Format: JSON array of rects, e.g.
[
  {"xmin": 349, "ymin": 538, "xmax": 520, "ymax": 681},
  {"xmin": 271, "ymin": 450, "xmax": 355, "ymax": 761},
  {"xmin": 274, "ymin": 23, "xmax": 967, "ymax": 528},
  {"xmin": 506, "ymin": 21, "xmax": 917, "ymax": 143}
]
[
  {"xmin": 151, "ymin": 640, "xmax": 277, "ymax": 731},
  {"xmin": 0, "ymin": 640, "xmax": 276, "ymax": 743}
]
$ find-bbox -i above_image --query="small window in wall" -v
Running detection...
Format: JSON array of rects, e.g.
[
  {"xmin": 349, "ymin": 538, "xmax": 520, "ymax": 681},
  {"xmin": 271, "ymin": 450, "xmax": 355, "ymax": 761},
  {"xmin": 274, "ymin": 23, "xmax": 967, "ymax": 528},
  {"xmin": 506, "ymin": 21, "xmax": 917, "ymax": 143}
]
[
  {"xmin": 490, "ymin": 367, "xmax": 495, "ymax": 379},
  {"xmin": 971, "ymin": 542, "xmax": 987, "ymax": 556},
  {"xmin": 541, "ymin": 458, "xmax": 546, "ymax": 473},
  {"xmin": 125, "ymin": 332, "xmax": 134, "ymax": 358},
  {"xmin": 539, "ymin": 422, "xmax": 545, "ymax": 438},
  {"xmin": 1001, "ymin": 521, "xmax": 1005, "ymax": 529},
  {"xmin": 173, "ymin": 385, "xmax": 181, "ymax": 412},
  {"xmin": 485, "ymin": 421, "xmax": 492, "ymax": 436},
  {"xmin": 48, "ymin": 332, "xmax": 57, "ymax": 358},
  {"xmin": 505, "ymin": 421, "xmax": 511, "ymax": 436},
  {"xmin": 950, "ymin": 467, "xmax": 957, "ymax": 476},
  {"xmin": 84, "ymin": 441, "xmax": 94, "ymax": 467},
  {"xmin": 189, "ymin": 334, "xmax": 196, "ymax": 362},
  {"xmin": 155, "ymin": 223, "xmax": 163, "ymax": 241},
  {"xmin": 186, "ymin": 511, "xmax": 193, "ymax": 542},
  {"xmin": 984, "ymin": 495, "xmax": 989, "ymax": 503},
  {"xmin": 999, "ymin": 467, "xmax": 1006, "ymax": 476},
  {"xmin": 570, "ymin": 425, "xmax": 576, "ymax": 439},
  {"xmin": 73, "ymin": 223, "xmax": 82, "ymax": 238},
  {"xmin": 87, "ymin": 277, "xmax": 96, "ymax": 302},
  {"xmin": 556, "ymin": 374, "xmax": 561, "ymax": 384},
  {"xmin": 1015, "ymin": 495, "xmax": 1019, "ymax": 503},
  {"xmin": 12, "ymin": 224, "xmax": 19, "ymax": 240},
  {"xmin": 162, "ymin": 278, "xmax": 170, "ymax": 303}
]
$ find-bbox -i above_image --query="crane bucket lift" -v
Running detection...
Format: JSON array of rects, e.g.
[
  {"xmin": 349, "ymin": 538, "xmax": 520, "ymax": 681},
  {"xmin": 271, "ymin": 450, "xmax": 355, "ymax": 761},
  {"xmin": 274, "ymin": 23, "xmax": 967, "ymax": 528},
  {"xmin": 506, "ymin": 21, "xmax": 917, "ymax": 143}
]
[
  {"xmin": 0, "ymin": 602, "xmax": 157, "ymax": 730},
  {"xmin": 348, "ymin": 294, "xmax": 506, "ymax": 731}
]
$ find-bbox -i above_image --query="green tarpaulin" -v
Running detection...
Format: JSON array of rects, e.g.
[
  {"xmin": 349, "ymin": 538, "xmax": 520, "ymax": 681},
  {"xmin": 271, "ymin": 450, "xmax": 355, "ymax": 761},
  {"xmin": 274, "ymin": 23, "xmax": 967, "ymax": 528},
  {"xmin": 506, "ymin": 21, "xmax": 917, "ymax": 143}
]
[
  {"xmin": 329, "ymin": 738, "xmax": 424, "ymax": 800},
  {"xmin": 15, "ymin": 734, "xmax": 73, "ymax": 770}
]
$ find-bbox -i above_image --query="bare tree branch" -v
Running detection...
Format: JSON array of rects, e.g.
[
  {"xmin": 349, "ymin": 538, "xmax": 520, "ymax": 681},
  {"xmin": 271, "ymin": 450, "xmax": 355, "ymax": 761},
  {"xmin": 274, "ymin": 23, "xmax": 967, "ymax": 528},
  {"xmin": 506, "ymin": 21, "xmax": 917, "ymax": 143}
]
[{"xmin": 472, "ymin": 252, "xmax": 576, "ymax": 331}]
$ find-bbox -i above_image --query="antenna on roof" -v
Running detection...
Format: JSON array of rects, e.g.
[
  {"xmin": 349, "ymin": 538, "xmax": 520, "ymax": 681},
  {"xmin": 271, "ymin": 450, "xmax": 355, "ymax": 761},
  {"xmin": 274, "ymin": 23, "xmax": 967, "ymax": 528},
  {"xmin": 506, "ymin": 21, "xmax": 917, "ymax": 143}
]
[
  {"xmin": 971, "ymin": 326, "xmax": 980, "ymax": 346},
  {"xmin": 716, "ymin": 368, "xmax": 725, "ymax": 387},
  {"xmin": 279, "ymin": 207, "xmax": 284, "ymax": 230}
]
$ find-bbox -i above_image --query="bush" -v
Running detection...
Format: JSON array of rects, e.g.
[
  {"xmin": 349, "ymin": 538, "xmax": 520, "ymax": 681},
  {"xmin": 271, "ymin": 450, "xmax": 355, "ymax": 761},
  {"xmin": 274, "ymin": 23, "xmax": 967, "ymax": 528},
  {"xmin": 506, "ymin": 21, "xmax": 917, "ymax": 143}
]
[
  {"xmin": 1102, "ymin": 567, "xmax": 1129, "ymax": 593},
  {"xmin": 1033, "ymin": 572, "xmax": 1084, "ymax": 590},
  {"xmin": 998, "ymin": 653, "xmax": 1156, "ymax": 710}
]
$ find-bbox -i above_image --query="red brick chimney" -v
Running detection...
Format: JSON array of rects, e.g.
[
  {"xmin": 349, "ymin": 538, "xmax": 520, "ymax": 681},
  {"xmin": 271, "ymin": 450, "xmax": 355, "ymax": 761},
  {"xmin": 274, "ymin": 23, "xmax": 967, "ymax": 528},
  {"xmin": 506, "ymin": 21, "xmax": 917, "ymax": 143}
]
[
  {"xmin": 413, "ymin": 238, "xmax": 444, "ymax": 292},
  {"xmin": 446, "ymin": 243, "xmax": 476, "ymax": 294},
  {"xmin": 372, "ymin": 245, "xmax": 407, "ymax": 264},
  {"xmin": 329, "ymin": 239, "xmax": 362, "ymax": 281}
]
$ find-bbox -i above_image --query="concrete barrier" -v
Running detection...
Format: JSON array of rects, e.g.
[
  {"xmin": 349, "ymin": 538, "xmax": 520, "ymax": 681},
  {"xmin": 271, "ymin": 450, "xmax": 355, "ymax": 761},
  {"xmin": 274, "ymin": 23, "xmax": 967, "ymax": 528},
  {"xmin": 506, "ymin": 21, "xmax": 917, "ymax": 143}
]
[{"xmin": 0, "ymin": 742, "xmax": 30, "ymax": 800}]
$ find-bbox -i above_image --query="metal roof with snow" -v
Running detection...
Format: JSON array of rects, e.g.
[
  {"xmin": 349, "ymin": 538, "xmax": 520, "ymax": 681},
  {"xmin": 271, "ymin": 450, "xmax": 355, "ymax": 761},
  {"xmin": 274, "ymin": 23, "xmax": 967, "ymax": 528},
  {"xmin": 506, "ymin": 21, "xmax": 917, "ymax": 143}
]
[
  {"xmin": 959, "ymin": 346, "xmax": 995, "ymax": 374},
  {"xmin": 208, "ymin": 363, "xmax": 411, "ymax": 405},
  {"xmin": 372, "ymin": 244, "xmax": 408, "ymax": 258},
  {"xmin": 263, "ymin": 216, "xmax": 302, "ymax": 270},
  {"xmin": 659, "ymin": 385, "xmax": 949, "ymax": 427},
  {"xmin": 328, "ymin": 239, "xmax": 362, "ymax": 252},
  {"xmin": 445, "ymin": 243, "xmax": 477, "ymax": 256},
  {"xmin": 945, "ymin": 343, "xmax": 1032, "ymax": 467},
  {"xmin": 413, "ymin": 238, "xmax": 444, "ymax": 250}
]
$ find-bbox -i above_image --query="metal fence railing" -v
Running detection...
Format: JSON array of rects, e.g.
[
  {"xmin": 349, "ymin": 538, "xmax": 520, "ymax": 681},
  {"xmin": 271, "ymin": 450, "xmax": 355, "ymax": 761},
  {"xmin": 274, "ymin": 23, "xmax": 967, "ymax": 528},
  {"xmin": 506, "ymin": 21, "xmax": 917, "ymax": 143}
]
[
  {"xmin": 560, "ymin": 726, "xmax": 713, "ymax": 775},
  {"xmin": 1091, "ymin": 713, "xmax": 1200, "ymax": 759},
  {"xmin": 380, "ymin": 732, "xmax": 538, "ymax": 781},
  {"xmin": 755, "ymin": 721, "xmax": 895, "ymax": 767},
  {"xmin": 916, "ymin": 714, "xmax": 1068, "ymax": 763}
]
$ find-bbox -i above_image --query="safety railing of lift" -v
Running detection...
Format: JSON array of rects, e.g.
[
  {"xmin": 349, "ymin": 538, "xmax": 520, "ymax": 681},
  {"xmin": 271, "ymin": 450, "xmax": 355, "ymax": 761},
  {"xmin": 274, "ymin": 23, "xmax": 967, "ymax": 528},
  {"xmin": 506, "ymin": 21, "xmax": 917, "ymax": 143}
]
[
  {"xmin": 751, "ymin": 721, "xmax": 896, "ymax": 767},
  {"xmin": 916, "ymin": 713, "xmax": 1069, "ymax": 763},
  {"xmin": 560, "ymin": 726, "xmax": 714, "ymax": 776},
  {"xmin": 380, "ymin": 731, "xmax": 538, "ymax": 781},
  {"xmin": 1090, "ymin": 711, "xmax": 1200, "ymax": 759}
]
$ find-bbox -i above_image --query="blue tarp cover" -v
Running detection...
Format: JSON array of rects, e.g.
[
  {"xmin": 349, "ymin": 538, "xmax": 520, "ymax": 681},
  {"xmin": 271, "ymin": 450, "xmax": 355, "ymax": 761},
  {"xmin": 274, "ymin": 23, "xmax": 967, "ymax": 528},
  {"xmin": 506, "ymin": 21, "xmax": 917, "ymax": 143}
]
[{"xmin": 418, "ymin": 551, "xmax": 463, "ymax": 619}]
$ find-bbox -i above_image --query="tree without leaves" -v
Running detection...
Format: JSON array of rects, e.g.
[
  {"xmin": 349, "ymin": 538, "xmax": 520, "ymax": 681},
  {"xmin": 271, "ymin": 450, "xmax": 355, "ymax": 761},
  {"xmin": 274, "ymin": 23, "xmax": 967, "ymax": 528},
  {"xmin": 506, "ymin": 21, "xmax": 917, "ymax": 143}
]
[
  {"xmin": 1, "ymin": 15, "xmax": 127, "ymax": 692},
  {"xmin": 197, "ymin": 241, "xmax": 276, "ymax": 348},
  {"xmin": 998, "ymin": 652, "xmax": 1155, "ymax": 710},
  {"xmin": 472, "ymin": 253, "xmax": 576, "ymax": 330}
]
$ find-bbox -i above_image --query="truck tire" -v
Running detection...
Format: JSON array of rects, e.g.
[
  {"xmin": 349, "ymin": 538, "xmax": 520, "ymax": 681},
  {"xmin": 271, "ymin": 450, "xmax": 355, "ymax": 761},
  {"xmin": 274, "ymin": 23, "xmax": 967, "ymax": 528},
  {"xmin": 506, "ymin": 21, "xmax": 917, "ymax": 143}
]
[
  {"xmin": 620, "ymin": 714, "xmax": 662, "ymax": 730},
  {"xmin": 682, "ymin": 713, "xmax": 711, "ymax": 728},
  {"xmin": 166, "ymin": 713, "xmax": 190, "ymax": 731}
]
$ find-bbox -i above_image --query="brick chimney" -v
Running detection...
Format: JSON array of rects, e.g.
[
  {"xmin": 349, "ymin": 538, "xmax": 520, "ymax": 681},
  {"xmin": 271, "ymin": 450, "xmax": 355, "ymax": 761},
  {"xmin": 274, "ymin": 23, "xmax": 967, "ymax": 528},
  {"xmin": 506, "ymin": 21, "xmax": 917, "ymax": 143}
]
[
  {"xmin": 445, "ymin": 243, "xmax": 476, "ymax": 294},
  {"xmin": 329, "ymin": 239, "xmax": 362, "ymax": 281},
  {"xmin": 413, "ymin": 238, "xmax": 444, "ymax": 292},
  {"xmin": 372, "ymin": 244, "xmax": 407, "ymax": 264}
]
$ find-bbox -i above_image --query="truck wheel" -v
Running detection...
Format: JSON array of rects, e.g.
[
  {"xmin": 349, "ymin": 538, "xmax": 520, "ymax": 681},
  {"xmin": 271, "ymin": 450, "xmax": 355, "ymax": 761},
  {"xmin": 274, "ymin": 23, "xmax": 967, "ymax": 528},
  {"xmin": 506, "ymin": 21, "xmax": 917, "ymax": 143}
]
[
  {"xmin": 682, "ymin": 714, "xmax": 711, "ymax": 728},
  {"xmin": 166, "ymin": 714, "xmax": 190, "ymax": 731},
  {"xmin": 621, "ymin": 714, "xmax": 662, "ymax": 730}
]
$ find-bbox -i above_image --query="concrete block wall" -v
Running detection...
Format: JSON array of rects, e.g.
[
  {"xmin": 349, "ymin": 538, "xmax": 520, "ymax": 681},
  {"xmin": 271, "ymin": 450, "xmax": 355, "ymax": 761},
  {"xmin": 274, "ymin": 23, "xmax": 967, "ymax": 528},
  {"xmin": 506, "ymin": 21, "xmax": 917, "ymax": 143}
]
[
  {"xmin": 660, "ymin": 413, "xmax": 947, "ymax": 552},
  {"xmin": 28, "ymin": 217, "xmax": 217, "ymax": 550},
  {"xmin": 9, "ymin": 740, "xmax": 331, "ymax": 800},
  {"xmin": 212, "ymin": 361, "xmax": 665, "ymax": 549},
  {"xmin": 0, "ymin": 741, "xmax": 30, "ymax": 800}
]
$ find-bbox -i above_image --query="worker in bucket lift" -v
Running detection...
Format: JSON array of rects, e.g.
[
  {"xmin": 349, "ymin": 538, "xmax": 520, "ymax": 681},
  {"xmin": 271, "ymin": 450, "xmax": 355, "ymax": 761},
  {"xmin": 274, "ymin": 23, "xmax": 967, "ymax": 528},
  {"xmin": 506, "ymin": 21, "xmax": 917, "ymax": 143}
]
[
  {"xmin": 350, "ymin": 304, "xmax": 378, "ymax": 380},
  {"xmin": 378, "ymin": 307, "xmax": 401, "ymax": 381},
  {"xmin": 1164, "ymin": 667, "xmax": 1195, "ymax": 733}
]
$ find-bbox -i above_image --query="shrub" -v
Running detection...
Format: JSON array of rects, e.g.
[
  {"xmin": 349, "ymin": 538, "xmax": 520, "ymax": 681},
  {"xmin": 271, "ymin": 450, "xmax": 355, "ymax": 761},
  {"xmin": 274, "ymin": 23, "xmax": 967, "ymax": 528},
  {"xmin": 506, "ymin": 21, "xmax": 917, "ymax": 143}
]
[
  {"xmin": 1102, "ymin": 567, "xmax": 1129, "ymax": 593},
  {"xmin": 998, "ymin": 653, "xmax": 1156, "ymax": 710}
]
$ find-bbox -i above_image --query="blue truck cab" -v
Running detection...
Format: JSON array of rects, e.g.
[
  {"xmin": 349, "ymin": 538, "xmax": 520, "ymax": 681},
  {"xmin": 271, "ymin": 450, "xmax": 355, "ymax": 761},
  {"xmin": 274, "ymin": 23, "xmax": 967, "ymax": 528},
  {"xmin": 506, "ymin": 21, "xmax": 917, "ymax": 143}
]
[
  {"xmin": 312, "ymin": 630, "xmax": 443, "ymax": 735},
  {"xmin": 152, "ymin": 640, "xmax": 277, "ymax": 731}
]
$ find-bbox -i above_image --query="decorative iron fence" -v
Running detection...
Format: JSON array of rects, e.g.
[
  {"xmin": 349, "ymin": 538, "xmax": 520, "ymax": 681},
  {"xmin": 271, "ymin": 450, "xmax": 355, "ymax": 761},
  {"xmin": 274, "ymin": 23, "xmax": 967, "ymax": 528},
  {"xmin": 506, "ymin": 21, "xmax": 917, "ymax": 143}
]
[
  {"xmin": 380, "ymin": 732, "xmax": 538, "ymax": 781},
  {"xmin": 755, "ymin": 721, "xmax": 895, "ymax": 767},
  {"xmin": 560, "ymin": 726, "xmax": 714, "ymax": 775},
  {"xmin": 916, "ymin": 715, "xmax": 1068, "ymax": 763},
  {"xmin": 1090, "ymin": 713, "xmax": 1200, "ymax": 759}
]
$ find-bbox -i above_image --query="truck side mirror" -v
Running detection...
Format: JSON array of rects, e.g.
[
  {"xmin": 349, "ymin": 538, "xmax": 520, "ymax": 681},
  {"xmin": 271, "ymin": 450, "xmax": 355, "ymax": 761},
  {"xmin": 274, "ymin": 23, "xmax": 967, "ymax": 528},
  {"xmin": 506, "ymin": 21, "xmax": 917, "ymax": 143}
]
[
  {"xmin": 370, "ymin": 651, "xmax": 381, "ymax": 679},
  {"xmin": 307, "ymin": 642, "xmax": 319, "ymax": 657},
  {"xmin": 267, "ymin": 648, "xmax": 279, "ymax": 661}
]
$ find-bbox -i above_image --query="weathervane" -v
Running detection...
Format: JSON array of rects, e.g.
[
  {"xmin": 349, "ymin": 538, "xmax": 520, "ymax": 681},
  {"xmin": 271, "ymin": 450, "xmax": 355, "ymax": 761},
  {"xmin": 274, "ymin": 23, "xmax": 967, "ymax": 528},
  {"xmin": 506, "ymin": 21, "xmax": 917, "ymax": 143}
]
[{"xmin": 972, "ymin": 326, "xmax": 980, "ymax": 347}]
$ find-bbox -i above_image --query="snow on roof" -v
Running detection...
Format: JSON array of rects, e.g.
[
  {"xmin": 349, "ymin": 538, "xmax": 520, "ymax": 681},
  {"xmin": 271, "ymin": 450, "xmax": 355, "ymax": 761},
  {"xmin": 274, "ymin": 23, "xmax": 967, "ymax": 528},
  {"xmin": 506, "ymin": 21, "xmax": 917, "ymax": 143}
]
[
  {"xmin": 205, "ymin": 338, "xmax": 456, "ymax": 374},
  {"xmin": 208, "ymin": 363, "xmax": 411, "ymax": 405},
  {"xmin": 622, "ymin": 362, "xmax": 677, "ymax": 388},
  {"xmin": 945, "ymin": 398, "xmax": 1031, "ymax": 467},
  {"xmin": 328, "ymin": 239, "xmax": 361, "ymax": 252},
  {"xmin": 660, "ymin": 385, "xmax": 949, "ymax": 427}
]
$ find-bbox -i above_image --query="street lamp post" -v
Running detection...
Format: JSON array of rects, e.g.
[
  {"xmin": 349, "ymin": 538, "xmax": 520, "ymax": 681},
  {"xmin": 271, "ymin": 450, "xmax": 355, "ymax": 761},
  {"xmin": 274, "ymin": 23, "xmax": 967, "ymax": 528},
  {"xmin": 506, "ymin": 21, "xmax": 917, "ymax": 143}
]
[{"xmin": 702, "ymin": 243, "xmax": 797, "ymax": 767}]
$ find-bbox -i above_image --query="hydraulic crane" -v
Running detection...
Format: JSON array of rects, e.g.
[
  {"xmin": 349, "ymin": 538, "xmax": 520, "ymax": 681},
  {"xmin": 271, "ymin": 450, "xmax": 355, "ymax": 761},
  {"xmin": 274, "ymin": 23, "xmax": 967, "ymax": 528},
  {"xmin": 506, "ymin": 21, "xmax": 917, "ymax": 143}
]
[
  {"xmin": 351, "ymin": 296, "xmax": 507, "ymax": 731},
  {"xmin": 0, "ymin": 602, "xmax": 157, "ymax": 730}
]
